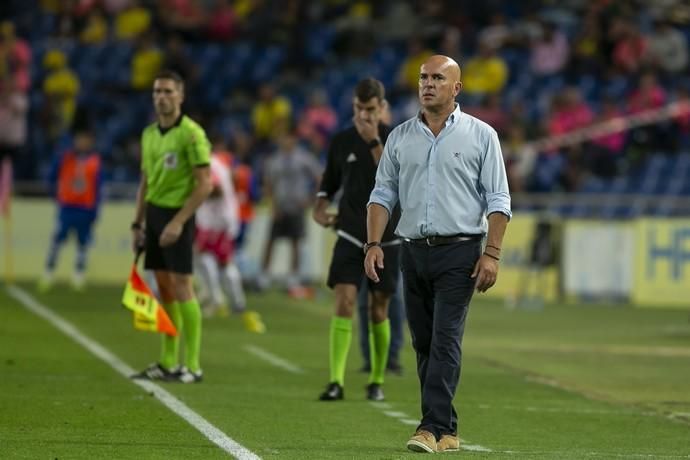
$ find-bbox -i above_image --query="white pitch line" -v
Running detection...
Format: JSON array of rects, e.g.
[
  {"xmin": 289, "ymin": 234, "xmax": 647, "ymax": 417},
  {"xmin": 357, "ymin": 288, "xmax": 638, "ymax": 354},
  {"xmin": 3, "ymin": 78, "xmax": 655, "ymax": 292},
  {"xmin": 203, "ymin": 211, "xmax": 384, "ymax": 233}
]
[
  {"xmin": 7, "ymin": 285, "xmax": 260, "ymax": 460},
  {"xmin": 243, "ymin": 344, "xmax": 304, "ymax": 374}
]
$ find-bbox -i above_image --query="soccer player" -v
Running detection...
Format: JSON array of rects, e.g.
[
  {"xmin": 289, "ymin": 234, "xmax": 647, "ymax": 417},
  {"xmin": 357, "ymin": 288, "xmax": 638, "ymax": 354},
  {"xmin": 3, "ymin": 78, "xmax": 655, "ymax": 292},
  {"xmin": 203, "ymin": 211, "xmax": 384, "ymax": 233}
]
[
  {"xmin": 130, "ymin": 70, "xmax": 213, "ymax": 384},
  {"xmin": 40, "ymin": 121, "xmax": 102, "ymax": 291},
  {"xmin": 195, "ymin": 153, "xmax": 266, "ymax": 333},
  {"xmin": 313, "ymin": 78, "xmax": 401, "ymax": 401}
]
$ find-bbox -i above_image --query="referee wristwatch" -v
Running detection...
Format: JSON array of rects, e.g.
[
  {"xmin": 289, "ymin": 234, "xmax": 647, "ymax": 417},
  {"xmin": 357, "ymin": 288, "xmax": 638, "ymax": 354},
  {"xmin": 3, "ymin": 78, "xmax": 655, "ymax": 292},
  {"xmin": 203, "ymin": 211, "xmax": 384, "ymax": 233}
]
[
  {"xmin": 363, "ymin": 241, "xmax": 381, "ymax": 254},
  {"xmin": 367, "ymin": 138, "xmax": 382, "ymax": 149}
]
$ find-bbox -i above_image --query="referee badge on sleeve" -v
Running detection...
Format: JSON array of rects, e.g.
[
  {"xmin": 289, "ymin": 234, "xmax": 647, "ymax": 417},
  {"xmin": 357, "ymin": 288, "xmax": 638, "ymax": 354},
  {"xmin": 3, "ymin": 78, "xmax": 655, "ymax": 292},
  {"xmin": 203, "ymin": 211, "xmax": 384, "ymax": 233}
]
[{"xmin": 163, "ymin": 152, "xmax": 178, "ymax": 169}]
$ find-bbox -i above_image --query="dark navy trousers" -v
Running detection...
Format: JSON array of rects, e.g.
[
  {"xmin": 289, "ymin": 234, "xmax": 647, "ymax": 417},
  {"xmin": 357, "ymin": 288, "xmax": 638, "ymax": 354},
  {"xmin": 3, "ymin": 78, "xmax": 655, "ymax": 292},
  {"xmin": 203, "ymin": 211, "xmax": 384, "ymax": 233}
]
[{"xmin": 400, "ymin": 239, "xmax": 481, "ymax": 439}]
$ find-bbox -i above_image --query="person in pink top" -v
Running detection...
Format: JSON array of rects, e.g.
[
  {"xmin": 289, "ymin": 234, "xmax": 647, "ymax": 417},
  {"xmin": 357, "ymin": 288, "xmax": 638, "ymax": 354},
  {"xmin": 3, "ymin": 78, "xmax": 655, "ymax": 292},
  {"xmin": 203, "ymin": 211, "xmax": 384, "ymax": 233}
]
[
  {"xmin": 0, "ymin": 21, "xmax": 31, "ymax": 93},
  {"xmin": 547, "ymin": 87, "xmax": 594, "ymax": 138},
  {"xmin": 297, "ymin": 88, "xmax": 338, "ymax": 155},
  {"xmin": 627, "ymin": 72, "xmax": 666, "ymax": 114},
  {"xmin": 627, "ymin": 72, "xmax": 673, "ymax": 154},
  {"xmin": 588, "ymin": 97, "xmax": 626, "ymax": 177}
]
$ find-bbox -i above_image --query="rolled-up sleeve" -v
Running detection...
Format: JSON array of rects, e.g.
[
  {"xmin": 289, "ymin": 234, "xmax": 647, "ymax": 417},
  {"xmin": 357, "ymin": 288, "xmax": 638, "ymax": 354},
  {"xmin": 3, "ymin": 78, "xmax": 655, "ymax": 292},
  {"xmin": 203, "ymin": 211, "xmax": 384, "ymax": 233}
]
[
  {"xmin": 480, "ymin": 129, "xmax": 512, "ymax": 219},
  {"xmin": 367, "ymin": 134, "xmax": 400, "ymax": 217}
]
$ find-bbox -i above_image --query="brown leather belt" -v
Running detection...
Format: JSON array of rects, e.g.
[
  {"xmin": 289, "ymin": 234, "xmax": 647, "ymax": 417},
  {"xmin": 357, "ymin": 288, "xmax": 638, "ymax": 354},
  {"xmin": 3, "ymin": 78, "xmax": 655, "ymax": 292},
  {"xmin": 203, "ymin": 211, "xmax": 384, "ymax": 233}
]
[{"xmin": 403, "ymin": 234, "xmax": 483, "ymax": 246}]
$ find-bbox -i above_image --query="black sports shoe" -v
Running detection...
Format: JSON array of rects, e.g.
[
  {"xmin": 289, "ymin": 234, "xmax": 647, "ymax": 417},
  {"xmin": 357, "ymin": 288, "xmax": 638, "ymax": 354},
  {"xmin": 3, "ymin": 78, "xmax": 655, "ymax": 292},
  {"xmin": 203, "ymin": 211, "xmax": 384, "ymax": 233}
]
[
  {"xmin": 318, "ymin": 382, "xmax": 344, "ymax": 401},
  {"xmin": 366, "ymin": 383, "xmax": 385, "ymax": 401},
  {"xmin": 131, "ymin": 363, "xmax": 179, "ymax": 381}
]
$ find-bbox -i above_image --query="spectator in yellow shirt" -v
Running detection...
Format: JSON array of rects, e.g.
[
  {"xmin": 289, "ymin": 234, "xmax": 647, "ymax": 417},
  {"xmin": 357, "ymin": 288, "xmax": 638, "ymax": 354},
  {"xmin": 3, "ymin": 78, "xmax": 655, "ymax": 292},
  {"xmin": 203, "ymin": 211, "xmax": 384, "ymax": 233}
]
[
  {"xmin": 131, "ymin": 33, "xmax": 163, "ymax": 91},
  {"xmin": 115, "ymin": 0, "xmax": 151, "ymax": 40},
  {"xmin": 42, "ymin": 50, "xmax": 80, "ymax": 141},
  {"xmin": 462, "ymin": 42, "xmax": 509, "ymax": 96},
  {"xmin": 396, "ymin": 38, "xmax": 433, "ymax": 91},
  {"xmin": 251, "ymin": 83, "xmax": 292, "ymax": 142}
]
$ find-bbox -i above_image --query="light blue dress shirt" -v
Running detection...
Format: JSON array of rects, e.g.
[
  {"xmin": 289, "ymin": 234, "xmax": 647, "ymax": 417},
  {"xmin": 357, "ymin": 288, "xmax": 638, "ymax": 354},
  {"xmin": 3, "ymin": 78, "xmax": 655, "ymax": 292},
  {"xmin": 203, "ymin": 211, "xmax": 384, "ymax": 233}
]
[{"xmin": 368, "ymin": 104, "xmax": 511, "ymax": 239}]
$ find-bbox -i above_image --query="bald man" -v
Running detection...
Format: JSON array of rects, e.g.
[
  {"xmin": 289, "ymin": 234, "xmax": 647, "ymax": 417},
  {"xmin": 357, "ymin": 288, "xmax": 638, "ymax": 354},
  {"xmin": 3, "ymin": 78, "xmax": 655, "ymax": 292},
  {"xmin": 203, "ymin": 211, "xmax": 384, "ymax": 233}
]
[{"xmin": 365, "ymin": 55, "xmax": 511, "ymax": 453}]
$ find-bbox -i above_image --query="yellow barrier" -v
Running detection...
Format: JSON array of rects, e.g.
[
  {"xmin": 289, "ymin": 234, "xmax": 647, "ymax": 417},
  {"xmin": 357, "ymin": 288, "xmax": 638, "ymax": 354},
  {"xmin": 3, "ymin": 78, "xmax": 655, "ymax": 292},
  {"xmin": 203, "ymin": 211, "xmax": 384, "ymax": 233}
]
[
  {"xmin": 633, "ymin": 219, "xmax": 690, "ymax": 308},
  {"xmin": 485, "ymin": 214, "xmax": 559, "ymax": 302},
  {"xmin": 1, "ymin": 198, "xmax": 133, "ymax": 283}
]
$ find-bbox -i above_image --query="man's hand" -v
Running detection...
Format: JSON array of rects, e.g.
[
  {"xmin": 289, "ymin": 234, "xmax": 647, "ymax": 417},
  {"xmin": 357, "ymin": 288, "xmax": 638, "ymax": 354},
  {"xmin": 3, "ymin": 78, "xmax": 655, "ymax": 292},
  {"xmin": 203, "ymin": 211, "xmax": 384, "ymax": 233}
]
[
  {"xmin": 159, "ymin": 220, "xmax": 183, "ymax": 247},
  {"xmin": 131, "ymin": 228, "xmax": 145, "ymax": 253},
  {"xmin": 364, "ymin": 246, "xmax": 384, "ymax": 283},
  {"xmin": 313, "ymin": 208, "xmax": 337, "ymax": 228},
  {"xmin": 353, "ymin": 114, "xmax": 379, "ymax": 144},
  {"xmin": 471, "ymin": 255, "xmax": 499, "ymax": 293}
]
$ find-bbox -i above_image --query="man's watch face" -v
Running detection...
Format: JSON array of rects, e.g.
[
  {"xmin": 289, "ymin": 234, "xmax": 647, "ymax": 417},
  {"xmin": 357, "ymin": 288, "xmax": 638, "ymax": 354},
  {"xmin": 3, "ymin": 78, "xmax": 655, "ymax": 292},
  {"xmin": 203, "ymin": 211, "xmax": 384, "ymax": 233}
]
[{"xmin": 368, "ymin": 139, "xmax": 381, "ymax": 148}]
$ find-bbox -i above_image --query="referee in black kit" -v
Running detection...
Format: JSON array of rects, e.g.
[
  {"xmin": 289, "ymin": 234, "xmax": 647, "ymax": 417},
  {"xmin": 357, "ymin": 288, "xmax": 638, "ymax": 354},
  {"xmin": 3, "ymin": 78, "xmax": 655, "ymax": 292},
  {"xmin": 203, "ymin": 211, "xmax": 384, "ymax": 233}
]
[
  {"xmin": 313, "ymin": 78, "xmax": 401, "ymax": 402},
  {"xmin": 365, "ymin": 55, "xmax": 511, "ymax": 453}
]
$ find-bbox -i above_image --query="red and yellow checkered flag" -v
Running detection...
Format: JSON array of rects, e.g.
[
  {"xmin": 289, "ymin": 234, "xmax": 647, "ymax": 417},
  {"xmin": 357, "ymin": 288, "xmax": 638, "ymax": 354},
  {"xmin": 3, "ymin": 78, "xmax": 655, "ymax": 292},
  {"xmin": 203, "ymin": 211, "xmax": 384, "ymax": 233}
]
[{"xmin": 121, "ymin": 263, "xmax": 177, "ymax": 336}]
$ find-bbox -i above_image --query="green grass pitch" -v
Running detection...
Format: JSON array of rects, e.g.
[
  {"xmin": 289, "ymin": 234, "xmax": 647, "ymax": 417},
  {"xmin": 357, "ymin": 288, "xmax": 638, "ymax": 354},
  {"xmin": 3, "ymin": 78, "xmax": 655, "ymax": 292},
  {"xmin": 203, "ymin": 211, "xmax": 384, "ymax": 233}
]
[{"xmin": 1, "ymin": 282, "xmax": 689, "ymax": 459}]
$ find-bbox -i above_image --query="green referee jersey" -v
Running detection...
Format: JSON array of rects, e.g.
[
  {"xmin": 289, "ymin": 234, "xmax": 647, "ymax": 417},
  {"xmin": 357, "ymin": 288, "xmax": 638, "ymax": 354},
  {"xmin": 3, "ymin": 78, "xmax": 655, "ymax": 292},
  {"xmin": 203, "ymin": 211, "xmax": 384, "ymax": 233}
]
[{"xmin": 140, "ymin": 115, "xmax": 211, "ymax": 208}]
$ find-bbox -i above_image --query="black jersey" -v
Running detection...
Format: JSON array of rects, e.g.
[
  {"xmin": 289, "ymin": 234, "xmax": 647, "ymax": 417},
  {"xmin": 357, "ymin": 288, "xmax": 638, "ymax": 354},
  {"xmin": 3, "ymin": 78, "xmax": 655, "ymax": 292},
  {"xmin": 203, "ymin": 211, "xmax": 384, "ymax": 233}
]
[{"xmin": 318, "ymin": 124, "xmax": 400, "ymax": 243}]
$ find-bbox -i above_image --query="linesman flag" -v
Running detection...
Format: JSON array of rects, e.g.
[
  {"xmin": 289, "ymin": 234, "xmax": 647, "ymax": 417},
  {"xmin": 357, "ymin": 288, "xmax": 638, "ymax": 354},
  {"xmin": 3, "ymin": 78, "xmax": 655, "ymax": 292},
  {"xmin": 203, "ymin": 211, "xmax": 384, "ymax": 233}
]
[{"xmin": 121, "ymin": 261, "xmax": 177, "ymax": 336}]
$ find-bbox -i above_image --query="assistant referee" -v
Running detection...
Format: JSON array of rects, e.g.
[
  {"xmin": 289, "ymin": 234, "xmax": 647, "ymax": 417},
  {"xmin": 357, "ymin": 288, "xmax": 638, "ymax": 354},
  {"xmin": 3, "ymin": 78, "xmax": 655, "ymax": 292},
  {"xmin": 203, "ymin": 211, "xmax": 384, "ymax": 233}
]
[{"xmin": 131, "ymin": 70, "xmax": 213, "ymax": 384}]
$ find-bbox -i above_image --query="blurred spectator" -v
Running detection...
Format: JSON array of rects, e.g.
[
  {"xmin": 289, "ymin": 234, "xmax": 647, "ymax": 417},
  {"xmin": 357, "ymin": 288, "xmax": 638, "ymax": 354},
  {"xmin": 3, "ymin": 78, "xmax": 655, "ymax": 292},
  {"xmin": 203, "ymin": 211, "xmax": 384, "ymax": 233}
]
[
  {"xmin": 646, "ymin": 19, "xmax": 688, "ymax": 75},
  {"xmin": 587, "ymin": 97, "xmax": 626, "ymax": 178},
  {"xmin": 502, "ymin": 125, "xmax": 535, "ymax": 193},
  {"xmin": 546, "ymin": 87, "xmax": 593, "ymax": 138},
  {"xmin": 131, "ymin": 33, "xmax": 163, "ymax": 91},
  {"xmin": 257, "ymin": 129, "xmax": 322, "ymax": 292},
  {"xmin": 115, "ymin": 0, "xmax": 151, "ymax": 40},
  {"xmin": 478, "ymin": 12, "xmax": 511, "ymax": 50},
  {"xmin": 251, "ymin": 82, "xmax": 292, "ymax": 143},
  {"xmin": 162, "ymin": 34, "xmax": 198, "ymax": 89},
  {"xmin": 41, "ymin": 50, "xmax": 80, "ymax": 143},
  {"xmin": 103, "ymin": 0, "xmax": 132, "ymax": 14},
  {"xmin": 627, "ymin": 72, "xmax": 666, "ymax": 114},
  {"xmin": 206, "ymin": 0, "xmax": 239, "ymax": 42},
  {"xmin": 530, "ymin": 20, "xmax": 570, "ymax": 76},
  {"xmin": 627, "ymin": 71, "xmax": 671, "ymax": 154},
  {"xmin": 462, "ymin": 42, "xmax": 509, "ymax": 97},
  {"xmin": 157, "ymin": 0, "xmax": 207, "ymax": 41},
  {"xmin": 396, "ymin": 38, "xmax": 433, "ymax": 92},
  {"xmin": 297, "ymin": 88, "xmax": 338, "ymax": 155},
  {"xmin": 0, "ymin": 21, "xmax": 31, "ymax": 93},
  {"xmin": 377, "ymin": 1, "xmax": 416, "ymax": 42},
  {"xmin": 568, "ymin": 13, "xmax": 603, "ymax": 77},
  {"xmin": 439, "ymin": 26, "xmax": 463, "ymax": 63},
  {"xmin": 464, "ymin": 93, "xmax": 509, "ymax": 135},
  {"xmin": 79, "ymin": 5, "xmax": 109, "ymax": 44},
  {"xmin": 612, "ymin": 21, "xmax": 648, "ymax": 75},
  {"xmin": 0, "ymin": 78, "xmax": 28, "ymax": 165}
]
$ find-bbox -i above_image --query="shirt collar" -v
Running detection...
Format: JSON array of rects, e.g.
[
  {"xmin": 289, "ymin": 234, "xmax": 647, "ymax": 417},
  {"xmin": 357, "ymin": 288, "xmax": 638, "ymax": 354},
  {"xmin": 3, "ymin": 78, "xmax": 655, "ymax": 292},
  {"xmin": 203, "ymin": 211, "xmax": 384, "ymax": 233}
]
[
  {"xmin": 158, "ymin": 113, "xmax": 184, "ymax": 135},
  {"xmin": 417, "ymin": 103, "xmax": 462, "ymax": 127}
]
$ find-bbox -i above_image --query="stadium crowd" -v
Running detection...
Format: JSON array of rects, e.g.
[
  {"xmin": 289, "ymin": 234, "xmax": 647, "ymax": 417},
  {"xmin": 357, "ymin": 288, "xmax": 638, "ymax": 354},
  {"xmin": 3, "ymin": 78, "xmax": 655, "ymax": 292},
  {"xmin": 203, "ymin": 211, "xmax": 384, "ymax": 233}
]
[{"xmin": 1, "ymin": 0, "xmax": 690, "ymax": 202}]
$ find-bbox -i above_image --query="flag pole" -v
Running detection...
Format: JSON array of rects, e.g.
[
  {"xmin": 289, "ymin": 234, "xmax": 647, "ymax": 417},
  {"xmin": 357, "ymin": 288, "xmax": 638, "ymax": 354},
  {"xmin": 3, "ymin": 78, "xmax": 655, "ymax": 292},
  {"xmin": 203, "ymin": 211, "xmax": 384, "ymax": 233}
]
[
  {"xmin": 1, "ymin": 157, "xmax": 13, "ymax": 285},
  {"xmin": 2, "ymin": 210, "xmax": 12, "ymax": 284}
]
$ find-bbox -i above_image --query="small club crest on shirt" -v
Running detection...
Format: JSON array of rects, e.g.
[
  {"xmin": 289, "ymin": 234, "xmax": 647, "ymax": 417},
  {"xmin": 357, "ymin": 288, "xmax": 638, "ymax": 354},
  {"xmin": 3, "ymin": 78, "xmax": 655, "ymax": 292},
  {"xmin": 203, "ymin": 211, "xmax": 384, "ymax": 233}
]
[
  {"xmin": 453, "ymin": 152, "xmax": 462, "ymax": 158},
  {"xmin": 346, "ymin": 152, "xmax": 357, "ymax": 163},
  {"xmin": 163, "ymin": 152, "xmax": 178, "ymax": 169}
]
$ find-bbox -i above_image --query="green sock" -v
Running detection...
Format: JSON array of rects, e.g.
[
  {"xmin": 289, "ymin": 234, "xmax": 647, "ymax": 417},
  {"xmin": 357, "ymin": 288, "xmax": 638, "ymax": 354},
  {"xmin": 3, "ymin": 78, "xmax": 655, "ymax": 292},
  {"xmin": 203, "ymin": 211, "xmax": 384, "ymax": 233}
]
[
  {"xmin": 369, "ymin": 319, "xmax": 390, "ymax": 385},
  {"xmin": 178, "ymin": 298, "xmax": 202, "ymax": 372},
  {"xmin": 160, "ymin": 302, "xmax": 181, "ymax": 370},
  {"xmin": 329, "ymin": 316, "xmax": 352, "ymax": 386}
]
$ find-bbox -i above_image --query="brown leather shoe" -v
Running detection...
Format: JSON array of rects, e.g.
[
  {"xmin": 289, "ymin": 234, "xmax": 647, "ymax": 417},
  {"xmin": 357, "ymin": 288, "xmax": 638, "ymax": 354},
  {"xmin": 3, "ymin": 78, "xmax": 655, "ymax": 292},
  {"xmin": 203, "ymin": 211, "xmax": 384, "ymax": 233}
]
[
  {"xmin": 406, "ymin": 429, "xmax": 437, "ymax": 453},
  {"xmin": 437, "ymin": 434, "xmax": 460, "ymax": 452}
]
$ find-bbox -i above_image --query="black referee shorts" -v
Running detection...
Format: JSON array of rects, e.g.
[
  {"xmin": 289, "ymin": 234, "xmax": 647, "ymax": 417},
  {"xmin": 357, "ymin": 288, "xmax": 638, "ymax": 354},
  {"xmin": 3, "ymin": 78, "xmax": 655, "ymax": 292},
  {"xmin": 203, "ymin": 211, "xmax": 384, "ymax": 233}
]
[
  {"xmin": 327, "ymin": 237, "xmax": 400, "ymax": 294},
  {"xmin": 144, "ymin": 203, "xmax": 195, "ymax": 274}
]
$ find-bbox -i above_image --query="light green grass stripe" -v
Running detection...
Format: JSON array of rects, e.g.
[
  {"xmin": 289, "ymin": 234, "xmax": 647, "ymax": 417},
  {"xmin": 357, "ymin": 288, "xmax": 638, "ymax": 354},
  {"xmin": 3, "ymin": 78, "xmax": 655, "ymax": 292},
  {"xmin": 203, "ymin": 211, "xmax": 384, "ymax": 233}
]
[{"xmin": 6, "ymin": 285, "xmax": 261, "ymax": 460}]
